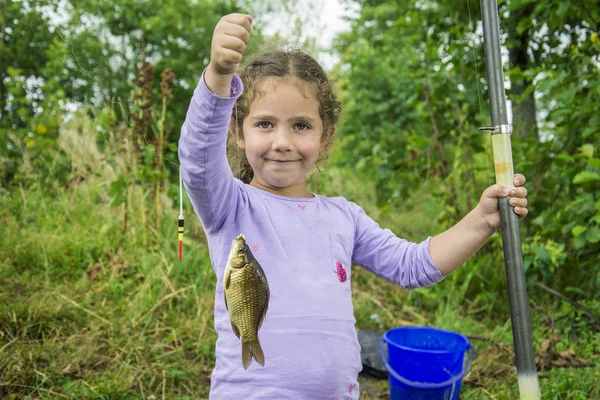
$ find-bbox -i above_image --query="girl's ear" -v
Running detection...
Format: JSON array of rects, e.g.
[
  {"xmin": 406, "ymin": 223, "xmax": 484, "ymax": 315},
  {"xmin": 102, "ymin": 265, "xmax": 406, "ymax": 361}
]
[
  {"xmin": 321, "ymin": 125, "xmax": 337, "ymax": 149},
  {"xmin": 237, "ymin": 138, "xmax": 245, "ymax": 149}
]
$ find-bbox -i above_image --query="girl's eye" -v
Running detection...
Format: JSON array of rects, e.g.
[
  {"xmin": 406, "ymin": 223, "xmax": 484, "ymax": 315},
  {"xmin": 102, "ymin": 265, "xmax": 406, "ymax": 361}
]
[
  {"xmin": 294, "ymin": 122, "xmax": 310, "ymax": 131},
  {"xmin": 256, "ymin": 121, "xmax": 273, "ymax": 129}
]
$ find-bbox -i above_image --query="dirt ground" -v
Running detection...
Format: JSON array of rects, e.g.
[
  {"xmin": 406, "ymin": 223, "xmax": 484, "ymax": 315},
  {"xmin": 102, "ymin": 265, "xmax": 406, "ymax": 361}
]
[{"xmin": 358, "ymin": 372, "xmax": 390, "ymax": 399}]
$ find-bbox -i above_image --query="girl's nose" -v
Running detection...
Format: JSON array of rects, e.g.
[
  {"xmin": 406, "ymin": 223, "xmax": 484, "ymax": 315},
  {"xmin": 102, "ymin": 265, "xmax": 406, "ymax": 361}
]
[{"xmin": 272, "ymin": 128, "xmax": 292, "ymax": 151}]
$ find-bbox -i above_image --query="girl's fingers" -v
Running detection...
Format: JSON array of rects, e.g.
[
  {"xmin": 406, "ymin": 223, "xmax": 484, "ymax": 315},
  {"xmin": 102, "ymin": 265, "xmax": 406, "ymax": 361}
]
[
  {"xmin": 220, "ymin": 34, "xmax": 247, "ymax": 54},
  {"xmin": 224, "ymin": 13, "xmax": 253, "ymax": 33},
  {"xmin": 509, "ymin": 197, "xmax": 528, "ymax": 208},
  {"xmin": 224, "ymin": 23, "xmax": 251, "ymax": 45},
  {"xmin": 514, "ymin": 173, "xmax": 526, "ymax": 186},
  {"xmin": 487, "ymin": 184, "xmax": 509, "ymax": 198},
  {"xmin": 509, "ymin": 186, "xmax": 528, "ymax": 198},
  {"xmin": 216, "ymin": 47, "xmax": 243, "ymax": 65},
  {"xmin": 513, "ymin": 206, "xmax": 528, "ymax": 218},
  {"xmin": 488, "ymin": 184, "xmax": 527, "ymax": 200}
]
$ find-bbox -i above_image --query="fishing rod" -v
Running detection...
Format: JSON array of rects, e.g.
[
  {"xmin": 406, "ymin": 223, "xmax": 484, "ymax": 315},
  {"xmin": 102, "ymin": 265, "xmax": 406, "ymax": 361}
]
[{"xmin": 479, "ymin": 1, "xmax": 541, "ymax": 399}]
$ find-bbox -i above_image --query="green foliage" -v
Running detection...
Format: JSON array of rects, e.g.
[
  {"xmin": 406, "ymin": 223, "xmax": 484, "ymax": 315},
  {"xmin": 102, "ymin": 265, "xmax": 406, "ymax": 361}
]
[
  {"xmin": 335, "ymin": 0, "xmax": 600, "ymax": 299},
  {"xmin": 334, "ymin": 0, "xmax": 487, "ymax": 209},
  {"xmin": 0, "ymin": 0, "xmax": 256, "ymax": 188},
  {"xmin": 0, "ymin": 0, "xmax": 62, "ymax": 185}
]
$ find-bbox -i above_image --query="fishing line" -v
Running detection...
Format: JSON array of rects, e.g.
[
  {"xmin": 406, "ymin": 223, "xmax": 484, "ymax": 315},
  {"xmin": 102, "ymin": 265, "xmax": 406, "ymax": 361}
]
[
  {"xmin": 234, "ymin": 101, "xmax": 243, "ymax": 181},
  {"xmin": 179, "ymin": 169, "xmax": 184, "ymax": 221},
  {"xmin": 466, "ymin": 0, "xmax": 511, "ymax": 313},
  {"xmin": 466, "ymin": 0, "xmax": 494, "ymax": 188}
]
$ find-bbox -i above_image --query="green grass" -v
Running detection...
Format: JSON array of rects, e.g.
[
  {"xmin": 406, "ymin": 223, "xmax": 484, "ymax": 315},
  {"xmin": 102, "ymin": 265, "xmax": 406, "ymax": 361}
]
[
  {"xmin": 0, "ymin": 121, "xmax": 598, "ymax": 399},
  {"xmin": 0, "ymin": 181, "xmax": 217, "ymax": 399}
]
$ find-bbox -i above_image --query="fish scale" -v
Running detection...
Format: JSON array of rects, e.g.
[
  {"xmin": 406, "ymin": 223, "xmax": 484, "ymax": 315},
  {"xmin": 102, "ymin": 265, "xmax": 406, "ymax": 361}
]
[{"xmin": 227, "ymin": 266, "xmax": 268, "ymax": 342}]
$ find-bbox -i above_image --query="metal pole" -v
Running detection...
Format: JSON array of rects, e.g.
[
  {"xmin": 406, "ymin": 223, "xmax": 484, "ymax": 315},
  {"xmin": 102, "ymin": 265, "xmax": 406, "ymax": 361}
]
[{"xmin": 479, "ymin": 1, "xmax": 541, "ymax": 399}]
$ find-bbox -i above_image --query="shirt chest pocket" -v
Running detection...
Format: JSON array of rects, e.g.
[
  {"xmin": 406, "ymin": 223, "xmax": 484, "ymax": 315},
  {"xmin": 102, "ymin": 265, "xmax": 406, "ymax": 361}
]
[{"xmin": 329, "ymin": 232, "xmax": 353, "ymax": 283}]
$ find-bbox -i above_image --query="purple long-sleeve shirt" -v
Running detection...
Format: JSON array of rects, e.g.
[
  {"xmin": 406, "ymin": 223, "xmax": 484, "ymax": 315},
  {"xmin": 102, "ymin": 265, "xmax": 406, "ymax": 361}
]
[{"xmin": 178, "ymin": 71, "xmax": 444, "ymax": 399}]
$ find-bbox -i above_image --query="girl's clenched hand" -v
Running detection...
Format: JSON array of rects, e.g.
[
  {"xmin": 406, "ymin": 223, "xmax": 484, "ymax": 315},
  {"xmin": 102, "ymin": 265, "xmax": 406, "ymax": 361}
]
[
  {"xmin": 476, "ymin": 173, "xmax": 529, "ymax": 231},
  {"xmin": 209, "ymin": 13, "xmax": 253, "ymax": 76}
]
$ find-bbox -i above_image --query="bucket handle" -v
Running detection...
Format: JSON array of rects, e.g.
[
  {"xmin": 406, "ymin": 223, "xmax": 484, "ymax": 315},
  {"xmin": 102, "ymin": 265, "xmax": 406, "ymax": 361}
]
[{"xmin": 379, "ymin": 336, "xmax": 474, "ymax": 390}]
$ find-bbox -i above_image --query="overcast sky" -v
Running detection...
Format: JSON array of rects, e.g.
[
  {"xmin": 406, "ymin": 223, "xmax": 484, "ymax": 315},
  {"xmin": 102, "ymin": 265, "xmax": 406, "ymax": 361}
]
[{"xmin": 260, "ymin": 0, "xmax": 359, "ymax": 69}]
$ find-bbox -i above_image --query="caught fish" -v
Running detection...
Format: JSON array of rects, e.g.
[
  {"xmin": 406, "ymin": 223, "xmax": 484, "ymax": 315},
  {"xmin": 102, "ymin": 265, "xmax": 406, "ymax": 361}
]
[{"xmin": 223, "ymin": 234, "xmax": 270, "ymax": 369}]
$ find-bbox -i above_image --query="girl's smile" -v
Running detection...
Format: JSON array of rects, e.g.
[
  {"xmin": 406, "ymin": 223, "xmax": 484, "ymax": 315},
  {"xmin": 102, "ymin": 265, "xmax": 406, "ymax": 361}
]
[{"xmin": 265, "ymin": 159, "xmax": 300, "ymax": 163}]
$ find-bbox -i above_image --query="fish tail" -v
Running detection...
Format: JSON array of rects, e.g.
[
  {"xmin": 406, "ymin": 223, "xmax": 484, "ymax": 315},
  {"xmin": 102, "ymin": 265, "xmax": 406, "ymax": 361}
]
[{"xmin": 241, "ymin": 340, "xmax": 265, "ymax": 369}]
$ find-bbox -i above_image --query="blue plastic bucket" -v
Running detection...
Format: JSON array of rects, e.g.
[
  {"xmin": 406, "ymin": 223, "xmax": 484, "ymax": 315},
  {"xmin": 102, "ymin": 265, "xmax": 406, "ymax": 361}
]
[{"xmin": 379, "ymin": 326, "xmax": 474, "ymax": 400}]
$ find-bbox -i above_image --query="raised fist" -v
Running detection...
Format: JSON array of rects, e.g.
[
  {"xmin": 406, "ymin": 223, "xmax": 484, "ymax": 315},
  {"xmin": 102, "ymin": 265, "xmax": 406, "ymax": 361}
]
[{"xmin": 209, "ymin": 13, "xmax": 253, "ymax": 76}]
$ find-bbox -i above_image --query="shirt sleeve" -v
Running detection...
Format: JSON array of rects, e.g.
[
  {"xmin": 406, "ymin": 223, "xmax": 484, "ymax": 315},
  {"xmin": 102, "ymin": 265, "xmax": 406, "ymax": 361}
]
[
  {"xmin": 349, "ymin": 202, "xmax": 444, "ymax": 289},
  {"xmin": 178, "ymin": 70, "xmax": 244, "ymax": 234}
]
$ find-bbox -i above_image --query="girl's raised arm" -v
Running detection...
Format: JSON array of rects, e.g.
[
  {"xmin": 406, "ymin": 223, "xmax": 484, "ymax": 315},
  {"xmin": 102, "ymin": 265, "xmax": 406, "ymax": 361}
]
[{"xmin": 178, "ymin": 14, "xmax": 253, "ymax": 234}]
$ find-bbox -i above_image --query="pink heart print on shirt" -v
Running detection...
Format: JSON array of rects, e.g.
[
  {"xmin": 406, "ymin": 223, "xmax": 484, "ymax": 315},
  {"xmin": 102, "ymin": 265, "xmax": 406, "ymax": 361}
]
[
  {"xmin": 252, "ymin": 243, "xmax": 260, "ymax": 252},
  {"xmin": 297, "ymin": 204, "xmax": 306, "ymax": 211},
  {"xmin": 336, "ymin": 261, "xmax": 347, "ymax": 283},
  {"xmin": 348, "ymin": 383, "xmax": 357, "ymax": 394}
]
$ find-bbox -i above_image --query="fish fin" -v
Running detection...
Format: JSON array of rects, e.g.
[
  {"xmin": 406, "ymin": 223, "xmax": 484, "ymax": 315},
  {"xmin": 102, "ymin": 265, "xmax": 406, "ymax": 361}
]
[
  {"xmin": 256, "ymin": 287, "xmax": 269, "ymax": 331},
  {"xmin": 223, "ymin": 268, "xmax": 231, "ymax": 290},
  {"xmin": 230, "ymin": 322, "xmax": 241, "ymax": 338},
  {"xmin": 241, "ymin": 341, "xmax": 252, "ymax": 369},
  {"xmin": 223, "ymin": 290, "xmax": 228, "ymax": 311},
  {"xmin": 257, "ymin": 305, "xmax": 267, "ymax": 331},
  {"xmin": 223, "ymin": 268, "xmax": 231, "ymax": 312},
  {"xmin": 242, "ymin": 340, "xmax": 265, "ymax": 369}
]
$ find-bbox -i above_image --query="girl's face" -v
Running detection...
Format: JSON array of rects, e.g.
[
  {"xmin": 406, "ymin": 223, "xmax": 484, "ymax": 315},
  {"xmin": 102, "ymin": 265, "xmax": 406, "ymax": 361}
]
[{"xmin": 240, "ymin": 78, "xmax": 333, "ymax": 198}]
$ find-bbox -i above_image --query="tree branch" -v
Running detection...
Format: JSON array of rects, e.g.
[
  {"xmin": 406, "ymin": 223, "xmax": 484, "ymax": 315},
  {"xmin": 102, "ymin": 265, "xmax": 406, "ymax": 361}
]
[{"xmin": 535, "ymin": 282, "xmax": 600, "ymax": 325}]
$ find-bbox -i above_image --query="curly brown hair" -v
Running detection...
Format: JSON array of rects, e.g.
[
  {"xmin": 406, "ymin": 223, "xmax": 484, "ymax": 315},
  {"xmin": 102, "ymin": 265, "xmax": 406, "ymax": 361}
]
[{"xmin": 228, "ymin": 51, "xmax": 342, "ymax": 184}]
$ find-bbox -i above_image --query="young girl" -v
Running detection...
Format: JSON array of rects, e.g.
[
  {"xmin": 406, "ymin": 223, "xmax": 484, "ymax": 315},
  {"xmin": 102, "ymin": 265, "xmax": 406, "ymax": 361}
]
[{"xmin": 178, "ymin": 13, "xmax": 529, "ymax": 399}]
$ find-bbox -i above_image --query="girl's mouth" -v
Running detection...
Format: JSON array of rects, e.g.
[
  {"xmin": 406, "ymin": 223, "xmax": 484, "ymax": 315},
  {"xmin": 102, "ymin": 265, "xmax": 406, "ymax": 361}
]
[{"xmin": 266, "ymin": 159, "xmax": 299, "ymax": 163}]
